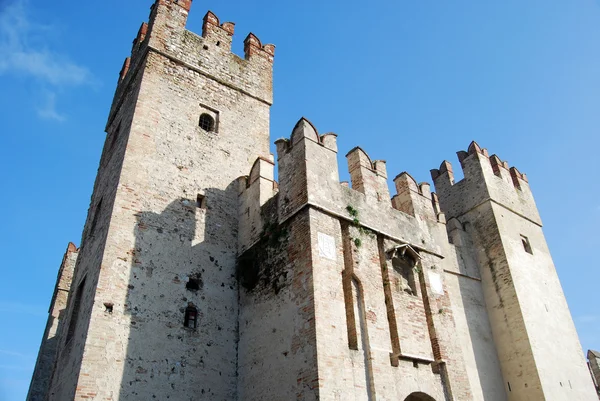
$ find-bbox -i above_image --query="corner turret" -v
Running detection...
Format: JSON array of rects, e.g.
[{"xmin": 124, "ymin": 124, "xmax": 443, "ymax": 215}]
[
  {"xmin": 431, "ymin": 141, "xmax": 540, "ymax": 225},
  {"xmin": 431, "ymin": 141, "xmax": 596, "ymax": 399}
]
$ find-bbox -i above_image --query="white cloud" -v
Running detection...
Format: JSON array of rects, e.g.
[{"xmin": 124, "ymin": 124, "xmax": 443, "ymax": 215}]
[
  {"xmin": 37, "ymin": 91, "xmax": 66, "ymax": 122},
  {"xmin": 0, "ymin": 0, "xmax": 94, "ymax": 119}
]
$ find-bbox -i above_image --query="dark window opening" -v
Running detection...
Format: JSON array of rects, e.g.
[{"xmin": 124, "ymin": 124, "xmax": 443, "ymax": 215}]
[
  {"xmin": 216, "ymin": 41, "xmax": 221, "ymax": 47},
  {"xmin": 196, "ymin": 194, "xmax": 207, "ymax": 209},
  {"xmin": 67, "ymin": 277, "xmax": 86, "ymax": 343},
  {"xmin": 521, "ymin": 235, "xmax": 533, "ymax": 254},
  {"xmin": 199, "ymin": 113, "xmax": 215, "ymax": 131},
  {"xmin": 184, "ymin": 305, "xmax": 198, "ymax": 329},
  {"xmin": 186, "ymin": 277, "xmax": 201, "ymax": 291}
]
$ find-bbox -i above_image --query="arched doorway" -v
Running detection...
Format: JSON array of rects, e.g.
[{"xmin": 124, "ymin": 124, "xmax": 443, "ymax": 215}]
[{"xmin": 404, "ymin": 392, "xmax": 436, "ymax": 401}]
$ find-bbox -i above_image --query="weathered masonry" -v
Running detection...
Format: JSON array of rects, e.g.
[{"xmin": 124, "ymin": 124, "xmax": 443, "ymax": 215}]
[{"xmin": 28, "ymin": 1, "xmax": 597, "ymax": 400}]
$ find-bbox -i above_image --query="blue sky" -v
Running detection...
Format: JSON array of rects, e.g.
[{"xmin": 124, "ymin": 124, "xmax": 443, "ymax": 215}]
[{"xmin": 1, "ymin": 0, "xmax": 599, "ymax": 399}]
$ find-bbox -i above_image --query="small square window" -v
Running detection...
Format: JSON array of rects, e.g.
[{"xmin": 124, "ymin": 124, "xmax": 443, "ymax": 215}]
[
  {"xmin": 198, "ymin": 103, "xmax": 219, "ymax": 133},
  {"xmin": 521, "ymin": 235, "xmax": 533, "ymax": 254}
]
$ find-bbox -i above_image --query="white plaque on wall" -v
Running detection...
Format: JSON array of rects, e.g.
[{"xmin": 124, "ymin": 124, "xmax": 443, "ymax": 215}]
[
  {"xmin": 318, "ymin": 232, "xmax": 336, "ymax": 261},
  {"xmin": 428, "ymin": 272, "xmax": 444, "ymax": 295}
]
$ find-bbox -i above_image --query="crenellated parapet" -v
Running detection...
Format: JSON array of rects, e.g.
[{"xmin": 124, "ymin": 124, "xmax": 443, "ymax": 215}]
[
  {"xmin": 431, "ymin": 141, "xmax": 541, "ymax": 225},
  {"xmin": 275, "ymin": 117, "xmax": 339, "ymax": 222},
  {"xmin": 346, "ymin": 147, "xmax": 390, "ymax": 204},
  {"xmin": 108, "ymin": 0, "xmax": 275, "ymax": 128},
  {"xmin": 392, "ymin": 172, "xmax": 443, "ymax": 222},
  {"xmin": 262, "ymin": 118, "xmax": 447, "ymax": 255},
  {"xmin": 244, "ymin": 33, "xmax": 276, "ymax": 64},
  {"xmin": 202, "ymin": 11, "xmax": 235, "ymax": 51}
]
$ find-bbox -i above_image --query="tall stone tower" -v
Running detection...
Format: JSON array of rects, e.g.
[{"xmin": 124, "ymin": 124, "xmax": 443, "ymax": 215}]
[
  {"xmin": 431, "ymin": 142, "xmax": 596, "ymax": 400},
  {"xmin": 32, "ymin": 1, "xmax": 275, "ymax": 399}
]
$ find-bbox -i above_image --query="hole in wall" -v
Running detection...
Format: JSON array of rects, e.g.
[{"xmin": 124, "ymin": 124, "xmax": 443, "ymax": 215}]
[
  {"xmin": 104, "ymin": 302, "xmax": 114, "ymax": 313},
  {"xmin": 186, "ymin": 277, "xmax": 202, "ymax": 291},
  {"xmin": 216, "ymin": 41, "xmax": 221, "ymax": 47}
]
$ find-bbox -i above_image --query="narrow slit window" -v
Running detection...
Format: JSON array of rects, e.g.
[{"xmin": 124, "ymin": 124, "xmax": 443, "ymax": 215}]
[
  {"xmin": 521, "ymin": 235, "xmax": 533, "ymax": 254},
  {"xmin": 184, "ymin": 305, "xmax": 198, "ymax": 329},
  {"xmin": 196, "ymin": 194, "xmax": 207, "ymax": 209},
  {"xmin": 199, "ymin": 113, "xmax": 215, "ymax": 132}
]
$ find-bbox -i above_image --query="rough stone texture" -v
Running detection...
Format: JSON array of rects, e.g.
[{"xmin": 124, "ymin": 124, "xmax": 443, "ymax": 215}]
[
  {"xmin": 432, "ymin": 143, "xmax": 598, "ymax": 400},
  {"xmin": 26, "ymin": 243, "xmax": 78, "ymax": 401},
  {"xmin": 29, "ymin": 1, "xmax": 597, "ymax": 400},
  {"xmin": 588, "ymin": 350, "xmax": 600, "ymax": 398}
]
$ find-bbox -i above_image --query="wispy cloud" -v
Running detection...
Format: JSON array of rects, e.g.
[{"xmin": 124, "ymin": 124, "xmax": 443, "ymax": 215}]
[
  {"xmin": 37, "ymin": 91, "xmax": 65, "ymax": 122},
  {"xmin": 0, "ymin": 0, "xmax": 94, "ymax": 120}
]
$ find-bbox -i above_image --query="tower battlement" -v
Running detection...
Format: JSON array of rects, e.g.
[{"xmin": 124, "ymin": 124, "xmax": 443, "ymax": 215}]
[
  {"xmin": 109, "ymin": 0, "xmax": 275, "ymax": 128},
  {"xmin": 431, "ymin": 141, "xmax": 541, "ymax": 225}
]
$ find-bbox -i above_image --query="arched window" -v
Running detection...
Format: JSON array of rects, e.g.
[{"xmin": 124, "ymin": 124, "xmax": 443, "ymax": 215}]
[
  {"xmin": 184, "ymin": 305, "xmax": 198, "ymax": 329},
  {"xmin": 405, "ymin": 392, "xmax": 436, "ymax": 401},
  {"xmin": 199, "ymin": 113, "xmax": 215, "ymax": 131}
]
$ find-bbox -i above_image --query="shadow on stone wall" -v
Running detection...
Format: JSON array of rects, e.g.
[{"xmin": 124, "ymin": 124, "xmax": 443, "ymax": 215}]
[
  {"xmin": 454, "ymin": 224, "xmax": 502, "ymax": 400},
  {"xmin": 118, "ymin": 182, "xmax": 240, "ymax": 399}
]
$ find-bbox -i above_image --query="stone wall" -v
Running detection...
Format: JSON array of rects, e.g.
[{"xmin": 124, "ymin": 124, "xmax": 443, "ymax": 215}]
[{"xmin": 27, "ymin": 243, "xmax": 78, "ymax": 401}]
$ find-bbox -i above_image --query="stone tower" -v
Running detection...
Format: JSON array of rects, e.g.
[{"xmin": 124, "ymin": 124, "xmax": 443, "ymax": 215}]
[
  {"xmin": 431, "ymin": 142, "xmax": 597, "ymax": 400},
  {"xmin": 28, "ymin": 1, "xmax": 598, "ymax": 401},
  {"xmin": 30, "ymin": 0, "xmax": 275, "ymax": 399}
]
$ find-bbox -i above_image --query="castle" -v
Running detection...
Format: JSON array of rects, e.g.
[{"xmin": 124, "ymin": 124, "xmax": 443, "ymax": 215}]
[{"xmin": 27, "ymin": 1, "xmax": 598, "ymax": 400}]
